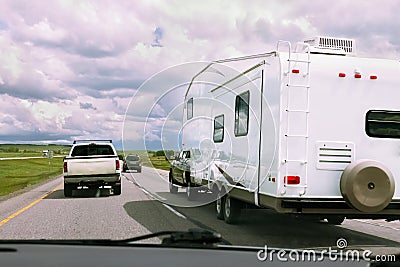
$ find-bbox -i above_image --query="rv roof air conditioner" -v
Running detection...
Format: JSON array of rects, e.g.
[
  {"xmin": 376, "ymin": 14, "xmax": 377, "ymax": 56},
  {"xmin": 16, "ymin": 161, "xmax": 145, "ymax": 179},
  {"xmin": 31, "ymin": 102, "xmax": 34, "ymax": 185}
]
[{"xmin": 303, "ymin": 36, "xmax": 356, "ymax": 56}]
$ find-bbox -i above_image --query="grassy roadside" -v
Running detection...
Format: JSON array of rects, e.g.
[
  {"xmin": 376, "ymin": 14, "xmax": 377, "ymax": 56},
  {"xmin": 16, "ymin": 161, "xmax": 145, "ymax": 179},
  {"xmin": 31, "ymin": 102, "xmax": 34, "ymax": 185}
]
[
  {"xmin": 0, "ymin": 158, "xmax": 63, "ymax": 197},
  {"xmin": 144, "ymin": 156, "xmax": 171, "ymax": 171}
]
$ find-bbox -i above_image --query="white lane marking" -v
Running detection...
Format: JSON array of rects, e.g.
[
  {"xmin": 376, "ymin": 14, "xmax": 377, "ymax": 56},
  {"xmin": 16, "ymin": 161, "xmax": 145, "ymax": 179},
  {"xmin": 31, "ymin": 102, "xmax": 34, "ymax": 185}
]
[
  {"xmin": 123, "ymin": 173, "xmax": 187, "ymax": 220},
  {"xmin": 123, "ymin": 172, "xmax": 167, "ymax": 201},
  {"xmin": 162, "ymin": 204, "xmax": 187, "ymax": 219},
  {"xmin": 352, "ymin": 219, "xmax": 400, "ymax": 231}
]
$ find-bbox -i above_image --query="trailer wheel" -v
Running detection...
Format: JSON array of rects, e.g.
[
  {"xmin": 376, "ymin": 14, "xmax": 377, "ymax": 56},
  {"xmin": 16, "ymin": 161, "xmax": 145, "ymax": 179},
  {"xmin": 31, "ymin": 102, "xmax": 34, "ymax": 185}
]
[
  {"xmin": 340, "ymin": 160, "xmax": 395, "ymax": 212},
  {"xmin": 216, "ymin": 190, "xmax": 225, "ymax": 220},
  {"xmin": 223, "ymin": 195, "xmax": 241, "ymax": 224},
  {"xmin": 326, "ymin": 216, "xmax": 345, "ymax": 225},
  {"xmin": 169, "ymin": 170, "xmax": 178, "ymax": 194}
]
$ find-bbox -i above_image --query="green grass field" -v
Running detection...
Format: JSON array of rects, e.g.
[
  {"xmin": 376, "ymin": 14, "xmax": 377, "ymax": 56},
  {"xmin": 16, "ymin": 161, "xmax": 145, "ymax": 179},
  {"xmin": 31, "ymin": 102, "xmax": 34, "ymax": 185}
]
[
  {"xmin": 144, "ymin": 156, "xmax": 171, "ymax": 171},
  {"xmin": 0, "ymin": 144, "xmax": 70, "ymax": 158},
  {"xmin": 0, "ymin": 157, "xmax": 63, "ymax": 197}
]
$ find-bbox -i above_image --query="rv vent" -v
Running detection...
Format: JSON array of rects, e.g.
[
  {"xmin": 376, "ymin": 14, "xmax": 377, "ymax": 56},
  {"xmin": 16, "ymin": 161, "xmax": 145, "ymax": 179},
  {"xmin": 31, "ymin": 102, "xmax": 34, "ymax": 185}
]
[
  {"xmin": 304, "ymin": 36, "xmax": 356, "ymax": 56},
  {"xmin": 316, "ymin": 142, "xmax": 354, "ymax": 170}
]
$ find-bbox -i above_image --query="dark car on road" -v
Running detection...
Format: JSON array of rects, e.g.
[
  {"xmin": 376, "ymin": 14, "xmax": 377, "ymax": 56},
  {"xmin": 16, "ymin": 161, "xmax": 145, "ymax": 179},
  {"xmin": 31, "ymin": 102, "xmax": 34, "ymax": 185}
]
[{"xmin": 123, "ymin": 155, "xmax": 142, "ymax": 173}]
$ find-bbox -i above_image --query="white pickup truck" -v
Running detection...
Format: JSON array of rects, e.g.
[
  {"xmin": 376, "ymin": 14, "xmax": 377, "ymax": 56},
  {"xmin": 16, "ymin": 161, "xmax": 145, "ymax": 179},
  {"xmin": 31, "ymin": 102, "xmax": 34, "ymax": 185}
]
[{"xmin": 63, "ymin": 140, "xmax": 122, "ymax": 197}]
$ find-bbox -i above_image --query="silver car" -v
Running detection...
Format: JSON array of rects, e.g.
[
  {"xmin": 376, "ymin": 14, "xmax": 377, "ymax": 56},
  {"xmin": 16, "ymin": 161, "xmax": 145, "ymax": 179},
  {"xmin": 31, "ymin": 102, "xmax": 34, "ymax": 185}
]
[{"xmin": 123, "ymin": 155, "xmax": 142, "ymax": 173}]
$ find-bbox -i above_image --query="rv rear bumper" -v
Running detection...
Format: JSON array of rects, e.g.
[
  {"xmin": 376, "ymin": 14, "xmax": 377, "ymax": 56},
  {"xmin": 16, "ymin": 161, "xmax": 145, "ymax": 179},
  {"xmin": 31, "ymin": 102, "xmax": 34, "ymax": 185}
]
[{"xmin": 278, "ymin": 198, "xmax": 400, "ymax": 218}]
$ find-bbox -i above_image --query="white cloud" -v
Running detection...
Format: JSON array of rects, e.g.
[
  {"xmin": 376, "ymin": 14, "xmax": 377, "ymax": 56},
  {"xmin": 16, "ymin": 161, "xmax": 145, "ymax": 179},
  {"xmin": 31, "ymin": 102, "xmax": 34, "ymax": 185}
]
[{"xmin": 1, "ymin": 0, "xmax": 400, "ymax": 148}]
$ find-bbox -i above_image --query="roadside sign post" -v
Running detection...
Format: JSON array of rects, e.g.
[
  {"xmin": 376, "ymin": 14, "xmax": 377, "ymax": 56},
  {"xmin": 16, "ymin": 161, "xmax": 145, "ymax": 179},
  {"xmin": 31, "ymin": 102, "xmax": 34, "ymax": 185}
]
[{"xmin": 48, "ymin": 150, "xmax": 53, "ymax": 175}]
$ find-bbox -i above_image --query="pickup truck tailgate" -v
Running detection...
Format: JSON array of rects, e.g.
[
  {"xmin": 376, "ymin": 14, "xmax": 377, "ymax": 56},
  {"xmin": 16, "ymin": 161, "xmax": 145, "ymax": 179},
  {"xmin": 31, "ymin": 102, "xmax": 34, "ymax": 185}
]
[{"xmin": 66, "ymin": 157, "xmax": 117, "ymax": 176}]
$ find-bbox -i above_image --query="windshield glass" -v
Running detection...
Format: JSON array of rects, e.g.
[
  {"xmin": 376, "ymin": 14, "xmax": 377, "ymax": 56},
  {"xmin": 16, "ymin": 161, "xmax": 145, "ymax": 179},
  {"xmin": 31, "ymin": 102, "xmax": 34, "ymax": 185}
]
[{"xmin": 0, "ymin": 1, "xmax": 399, "ymax": 264}]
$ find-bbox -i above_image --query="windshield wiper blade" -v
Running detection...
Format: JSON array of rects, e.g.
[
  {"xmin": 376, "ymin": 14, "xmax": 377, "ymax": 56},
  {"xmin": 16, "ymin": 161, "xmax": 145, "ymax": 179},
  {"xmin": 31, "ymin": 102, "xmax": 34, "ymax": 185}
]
[
  {"xmin": 0, "ymin": 229, "xmax": 230, "ymax": 248},
  {"xmin": 115, "ymin": 228, "xmax": 231, "ymax": 247}
]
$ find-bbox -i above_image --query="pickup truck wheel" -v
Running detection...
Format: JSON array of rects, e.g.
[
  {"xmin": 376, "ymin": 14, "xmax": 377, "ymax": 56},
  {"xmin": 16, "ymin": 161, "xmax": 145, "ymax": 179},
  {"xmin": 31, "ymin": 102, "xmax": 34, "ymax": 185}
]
[
  {"xmin": 113, "ymin": 183, "xmax": 121, "ymax": 195},
  {"xmin": 137, "ymin": 168, "xmax": 142, "ymax": 173},
  {"xmin": 223, "ymin": 195, "xmax": 241, "ymax": 224},
  {"xmin": 64, "ymin": 183, "xmax": 73, "ymax": 197},
  {"xmin": 186, "ymin": 182, "xmax": 197, "ymax": 201},
  {"xmin": 169, "ymin": 171, "xmax": 178, "ymax": 194},
  {"xmin": 216, "ymin": 190, "xmax": 225, "ymax": 220}
]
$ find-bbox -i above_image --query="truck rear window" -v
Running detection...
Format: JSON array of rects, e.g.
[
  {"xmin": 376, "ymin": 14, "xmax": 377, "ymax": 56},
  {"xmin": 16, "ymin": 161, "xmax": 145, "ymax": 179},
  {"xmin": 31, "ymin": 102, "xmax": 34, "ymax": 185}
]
[
  {"xmin": 366, "ymin": 110, "xmax": 400, "ymax": 138},
  {"xmin": 71, "ymin": 144, "xmax": 115, "ymax": 156}
]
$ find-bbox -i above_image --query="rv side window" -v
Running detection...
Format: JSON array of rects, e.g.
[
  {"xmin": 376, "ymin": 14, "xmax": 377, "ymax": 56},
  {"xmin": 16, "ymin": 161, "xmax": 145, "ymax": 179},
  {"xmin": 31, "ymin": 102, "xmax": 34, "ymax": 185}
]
[
  {"xmin": 234, "ymin": 91, "xmax": 249, "ymax": 136},
  {"xmin": 366, "ymin": 110, "xmax": 400, "ymax": 138},
  {"xmin": 187, "ymin": 98, "xmax": 193, "ymax": 120},
  {"xmin": 213, "ymin": 115, "xmax": 224, "ymax": 142}
]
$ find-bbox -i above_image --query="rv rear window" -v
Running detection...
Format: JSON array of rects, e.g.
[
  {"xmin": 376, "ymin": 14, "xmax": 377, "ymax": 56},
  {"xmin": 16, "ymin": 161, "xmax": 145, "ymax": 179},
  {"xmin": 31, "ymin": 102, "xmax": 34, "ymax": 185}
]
[
  {"xmin": 187, "ymin": 98, "xmax": 193, "ymax": 120},
  {"xmin": 234, "ymin": 91, "xmax": 249, "ymax": 136},
  {"xmin": 213, "ymin": 115, "xmax": 224, "ymax": 142},
  {"xmin": 366, "ymin": 110, "xmax": 400, "ymax": 138}
]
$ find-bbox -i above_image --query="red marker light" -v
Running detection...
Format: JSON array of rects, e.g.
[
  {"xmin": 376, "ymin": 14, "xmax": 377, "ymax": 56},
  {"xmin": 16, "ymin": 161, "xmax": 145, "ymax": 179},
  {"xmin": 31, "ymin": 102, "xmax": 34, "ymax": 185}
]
[
  {"xmin": 338, "ymin": 73, "xmax": 346, "ymax": 77},
  {"xmin": 370, "ymin": 75, "xmax": 378, "ymax": 80},
  {"xmin": 292, "ymin": 69, "xmax": 300, "ymax": 74},
  {"xmin": 116, "ymin": 159, "xmax": 120, "ymax": 170},
  {"xmin": 354, "ymin": 74, "xmax": 362, "ymax": 79},
  {"xmin": 284, "ymin": 176, "xmax": 300, "ymax": 185},
  {"xmin": 271, "ymin": 177, "xmax": 276, "ymax": 182},
  {"xmin": 63, "ymin": 162, "xmax": 68, "ymax": 172}
]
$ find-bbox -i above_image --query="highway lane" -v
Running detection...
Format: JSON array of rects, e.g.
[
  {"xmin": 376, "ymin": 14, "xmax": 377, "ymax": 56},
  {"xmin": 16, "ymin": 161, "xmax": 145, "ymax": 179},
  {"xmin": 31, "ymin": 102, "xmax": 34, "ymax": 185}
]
[
  {"xmin": 129, "ymin": 167, "xmax": 400, "ymax": 248},
  {"xmin": 0, "ymin": 166, "xmax": 399, "ymax": 250}
]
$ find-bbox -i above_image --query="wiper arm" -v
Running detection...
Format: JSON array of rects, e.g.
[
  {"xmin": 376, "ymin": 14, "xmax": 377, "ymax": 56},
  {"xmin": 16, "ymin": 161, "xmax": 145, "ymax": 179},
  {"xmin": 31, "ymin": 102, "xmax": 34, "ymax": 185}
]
[
  {"xmin": 115, "ymin": 228, "xmax": 231, "ymax": 247},
  {"xmin": 0, "ymin": 229, "xmax": 231, "ymax": 248}
]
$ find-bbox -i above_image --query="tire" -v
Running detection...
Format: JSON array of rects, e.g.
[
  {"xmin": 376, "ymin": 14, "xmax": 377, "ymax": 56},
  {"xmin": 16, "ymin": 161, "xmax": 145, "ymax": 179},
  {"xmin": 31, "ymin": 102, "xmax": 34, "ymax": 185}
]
[
  {"xmin": 326, "ymin": 216, "xmax": 345, "ymax": 225},
  {"xmin": 186, "ymin": 182, "xmax": 197, "ymax": 201},
  {"xmin": 64, "ymin": 183, "xmax": 73, "ymax": 197},
  {"xmin": 216, "ymin": 190, "xmax": 225, "ymax": 220},
  {"xmin": 223, "ymin": 195, "xmax": 241, "ymax": 224},
  {"xmin": 169, "ymin": 170, "xmax": 178, "ymax": 194},
  {"xmin": 113, "ymin": 183, "xmax": 121, "ymax": 195},
  {"xmin": 137, "ymin": 167, "xmax": 142, "ymax": 173}
]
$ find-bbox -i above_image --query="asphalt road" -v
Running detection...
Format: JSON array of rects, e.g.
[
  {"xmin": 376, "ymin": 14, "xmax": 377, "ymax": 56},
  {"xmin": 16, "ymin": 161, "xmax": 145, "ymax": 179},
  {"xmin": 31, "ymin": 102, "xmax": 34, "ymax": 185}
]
[{"xmin": 0, "ymin": 166, "xmax": 399, "ymax": 250}]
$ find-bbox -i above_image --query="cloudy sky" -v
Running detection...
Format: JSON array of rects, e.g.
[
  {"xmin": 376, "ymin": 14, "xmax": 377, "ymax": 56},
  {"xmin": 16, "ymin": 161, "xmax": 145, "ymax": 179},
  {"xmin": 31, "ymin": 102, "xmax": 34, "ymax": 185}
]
[{"xmin": 0, "ymin": 0, "xmax": 400, "ymax": 150}]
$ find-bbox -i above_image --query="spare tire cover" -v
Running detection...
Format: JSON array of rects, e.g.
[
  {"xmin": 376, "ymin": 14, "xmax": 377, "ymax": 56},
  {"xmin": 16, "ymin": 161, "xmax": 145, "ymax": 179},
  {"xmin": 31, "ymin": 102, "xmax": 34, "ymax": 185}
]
[{"xmin": 340, "ymin": 160, "xmax": 395, "ymax": 212}]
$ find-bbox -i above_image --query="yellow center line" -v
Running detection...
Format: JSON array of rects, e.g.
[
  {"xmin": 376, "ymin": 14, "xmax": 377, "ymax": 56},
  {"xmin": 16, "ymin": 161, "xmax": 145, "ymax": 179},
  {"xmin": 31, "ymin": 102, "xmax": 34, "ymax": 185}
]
[{"xmin": 0, "ymin": 183, "xmax": 63, "ymax": 228}]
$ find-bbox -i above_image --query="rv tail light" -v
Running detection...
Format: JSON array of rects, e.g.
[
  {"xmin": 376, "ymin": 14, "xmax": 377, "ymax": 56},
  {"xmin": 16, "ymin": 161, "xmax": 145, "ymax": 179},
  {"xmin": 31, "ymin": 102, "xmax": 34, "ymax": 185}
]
[
  {"xmin": 338, "ymin": 73, "xmax": 346, "ymax": 77},
  {"xmin": 116, "ymin": 159, "xmax": 120, "ymax": 170},
  {"xmin": 292, "ymin": 69, "xmax": 300, "ymax": 74},
  {"xmin": 370, "ymin": 75, "xmax": 378, "ymax": 80},
  {"xmin": 354, "ymin": 73, "xmax": 362, "ymax": 79},
  {"xmin": 63, "ymin": 162, "xmax": 68, "ymax": 172},
  {"xmin": 284, "ymin": 175, "xmax": 300, "ymax": 185}
]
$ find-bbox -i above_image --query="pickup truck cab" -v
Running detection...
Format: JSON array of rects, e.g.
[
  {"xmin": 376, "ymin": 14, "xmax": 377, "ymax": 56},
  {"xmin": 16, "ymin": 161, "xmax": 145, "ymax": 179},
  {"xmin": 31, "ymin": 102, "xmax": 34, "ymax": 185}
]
[{"xmin": 63, "ymin": 140, "xmax": 121, "ymax": 197}]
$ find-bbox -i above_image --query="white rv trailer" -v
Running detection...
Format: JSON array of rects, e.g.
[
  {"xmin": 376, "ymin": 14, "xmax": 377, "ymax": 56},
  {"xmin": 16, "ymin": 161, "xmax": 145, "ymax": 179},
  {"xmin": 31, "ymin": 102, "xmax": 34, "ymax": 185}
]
[{"xmin": 176, "ymin": 36, "xmax": 399, "ymax": 224}]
